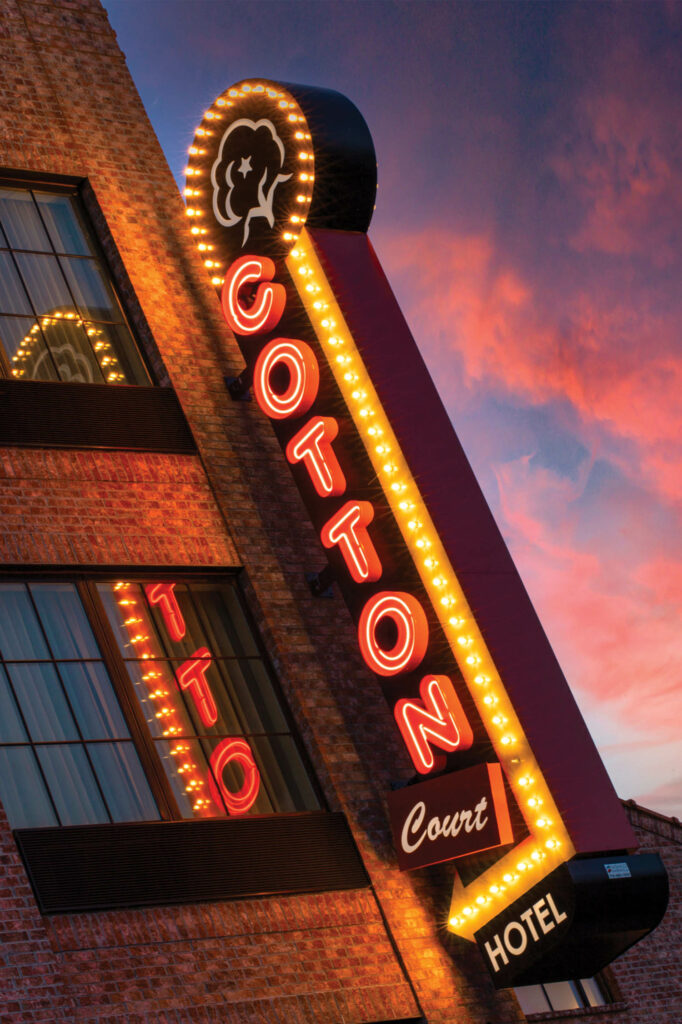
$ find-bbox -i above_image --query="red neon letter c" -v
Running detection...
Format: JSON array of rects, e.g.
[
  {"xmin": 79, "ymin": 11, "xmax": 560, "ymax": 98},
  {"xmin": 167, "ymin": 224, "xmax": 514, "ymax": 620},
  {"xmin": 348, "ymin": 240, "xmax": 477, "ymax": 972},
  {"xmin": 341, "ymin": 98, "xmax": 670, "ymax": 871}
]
[
  {"xmin": 358, "ymin": 591, "xmax": 429, "ymax": 677},
  {"xmin": 221, "ymin": 255, "xmax": 286, "ymax": 336},
  {"xmin": 253, "ymin": 338, "xmax": 320, "ymax": 420}
]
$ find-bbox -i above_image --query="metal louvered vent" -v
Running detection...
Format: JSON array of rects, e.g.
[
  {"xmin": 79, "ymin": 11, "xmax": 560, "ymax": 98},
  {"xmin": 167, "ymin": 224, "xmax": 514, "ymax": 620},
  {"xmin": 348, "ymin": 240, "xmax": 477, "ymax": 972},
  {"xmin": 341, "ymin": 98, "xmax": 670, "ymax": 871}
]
[
  {"xmin": 15, "ymin": 812, "xmax": 369, "ymax": 914},
  {"xmin": 0, "ymin": 380, "xmax": 196, "ymax": 452}
]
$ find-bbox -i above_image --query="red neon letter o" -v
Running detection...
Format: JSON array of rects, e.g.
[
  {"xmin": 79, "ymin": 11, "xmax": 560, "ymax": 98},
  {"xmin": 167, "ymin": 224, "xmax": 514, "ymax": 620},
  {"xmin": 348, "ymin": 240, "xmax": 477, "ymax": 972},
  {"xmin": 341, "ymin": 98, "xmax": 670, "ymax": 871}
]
[
  {"xmin": 358, "ymin": 591, "xmax": 429, "ymax": 677},
  {"xmin": 253, "ymin": 338, "xmax": 319, "ymax": 420},
  {"xmin": 221, "ymin": 255, "xmax": 286, "ymax": 336},
  {"xmin": 208, "ymin": 738, "xmax": 261, "ymax": 815}
]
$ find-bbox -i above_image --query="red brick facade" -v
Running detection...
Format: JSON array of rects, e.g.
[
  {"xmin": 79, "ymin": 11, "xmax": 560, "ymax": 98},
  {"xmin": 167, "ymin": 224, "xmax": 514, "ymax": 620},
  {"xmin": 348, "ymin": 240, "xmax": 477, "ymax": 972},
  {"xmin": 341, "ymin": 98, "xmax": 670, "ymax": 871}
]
[{"xmin": 0, "ymin": 3, "xmax": 676, "ymax": 1023}]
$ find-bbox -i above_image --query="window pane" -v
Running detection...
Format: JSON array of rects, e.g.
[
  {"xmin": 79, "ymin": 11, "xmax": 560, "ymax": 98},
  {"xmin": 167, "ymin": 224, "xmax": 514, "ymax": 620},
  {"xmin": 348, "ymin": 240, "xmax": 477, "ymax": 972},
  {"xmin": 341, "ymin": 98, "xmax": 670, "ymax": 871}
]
[
  {"xmin": 0, "ymin": 189, "xmax": 51, "ymax": 251},
  {"xmin": 514, "ymin": 986, "xmax": 551, "ymax": 1014},
  {"xmin": 40, "ymin": 316, "xmax": 104, "ymax": 383},
  {"xmin": 251, "ymin": 734, "xmax": 320, "ymax": 813},
  {"xmin": 217, "ymin": 659, "xmax": 288, "ymax": 733},
  {"xmin": 87, "ymin": 742, "xmax": 159, "ymax": 822},
  {"xmin": 544, "ymin": 981, "xmax": 582, "ymax": 1011},
  {"xmin": 1, "ymin": 316, "xmax": 59, "ymax": 381},
  {"xmin": 0, "ymin": 665, "xmax": 28, "ymax": 742},
  {"xmin": 192, "ymin": 584, "xmax": 259, "ymax": 657},
  {"xmin": 154, "ymin": 736, "xmax": 224, "ymax": 819},
  {"xmin": 580, "ymin": 977, "xmax": 609, "ymax": 1007},
  {"xmin": 13, "ymin": 252, "xmax": 74, "ymax": 314},
  {"xmin": 85, "ymin": 322, "xmax": 149, "ymax": 385},
  {"xmin": 201, "ymin": 736, "xmax": 271, "ymax": 815},
  {"xmin": 30, "ymin": 583, "xmax": 100, "ymax": 659},
  {"xmin": 0, "ymin": 252, "xmax": 33, "ymax": 314},
  {"xmin": 36, "ymin": 744, "xmax": 108, "ymax": 825},
  {"xmin": 0, "ymin": 583, "xmax": 50, "ymax": 659},
  {"xmin": 0, "ymin": 747, "xmax": 57, "ymax": 828},
  {"xmin": 171, "ymin": 657, "xmax": 243, "ymax": 735},
  {"xmin": 7, "ymin": 663, "xmax": 79, "ymax": 742},
  {"xmin": 97, "ymin": 582, "xmax": 156, "ymax": 658},
  {"xmin": 59, "ymin": 256, "xmax": 122, "ymax": 322},
  {"xmin": 59, "ymin": 662, "xmax": 130, "ymax": 740},
  {"xmin": 35, "ymin": 192, "xmax": 90, "ymax": 255},
  {"xmin": 126, "ymin": 660, "xmax": 196, "ymax": 739}
]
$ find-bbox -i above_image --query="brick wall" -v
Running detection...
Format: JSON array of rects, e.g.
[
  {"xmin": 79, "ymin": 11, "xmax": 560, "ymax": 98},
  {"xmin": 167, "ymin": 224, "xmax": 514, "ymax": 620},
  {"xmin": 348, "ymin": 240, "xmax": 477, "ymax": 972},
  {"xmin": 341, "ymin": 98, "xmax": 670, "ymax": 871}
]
[{"xmin": 0, "ymin": 2, "xmax": 525, "ymax": 1021}]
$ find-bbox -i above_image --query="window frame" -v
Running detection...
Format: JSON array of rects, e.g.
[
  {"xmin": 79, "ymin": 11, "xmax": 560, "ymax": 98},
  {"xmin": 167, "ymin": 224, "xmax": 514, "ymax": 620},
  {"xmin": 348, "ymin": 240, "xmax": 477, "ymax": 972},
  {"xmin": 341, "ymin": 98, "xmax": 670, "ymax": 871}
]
[
  {"xmin": 0, "ymin": 568, "xmax": 326, "ymax": 830},
  {"xmin": 515, "ymin": 973, "xmax": 615, "ymax": 1016},
  {"xmin": 0, "ymin": 173, "xmax": 153, "ymax": 386}
]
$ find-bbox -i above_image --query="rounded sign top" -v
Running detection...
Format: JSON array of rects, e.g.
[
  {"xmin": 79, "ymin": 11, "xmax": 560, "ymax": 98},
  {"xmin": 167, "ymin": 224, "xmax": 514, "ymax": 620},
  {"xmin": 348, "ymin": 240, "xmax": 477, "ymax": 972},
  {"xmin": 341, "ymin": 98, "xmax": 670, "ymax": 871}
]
[{"xmin": 186, "ymin": 79, "xmax": 377, "ymax": 277}]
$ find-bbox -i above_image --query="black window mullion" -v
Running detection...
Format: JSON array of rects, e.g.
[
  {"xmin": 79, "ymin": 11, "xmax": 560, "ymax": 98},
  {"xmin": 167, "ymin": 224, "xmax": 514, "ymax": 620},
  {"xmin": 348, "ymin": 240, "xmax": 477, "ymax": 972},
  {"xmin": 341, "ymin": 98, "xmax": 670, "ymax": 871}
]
[
  {"xmin": 24, "ymin": 584, "xmax": 114, "ymax": 824},
  {"xmin": 79, "ymin": 581, "xmax": 181, "ymax": 821},
  {"xmin": 0, "ymin": 324, "xmax": 13, "ymax": 378}
]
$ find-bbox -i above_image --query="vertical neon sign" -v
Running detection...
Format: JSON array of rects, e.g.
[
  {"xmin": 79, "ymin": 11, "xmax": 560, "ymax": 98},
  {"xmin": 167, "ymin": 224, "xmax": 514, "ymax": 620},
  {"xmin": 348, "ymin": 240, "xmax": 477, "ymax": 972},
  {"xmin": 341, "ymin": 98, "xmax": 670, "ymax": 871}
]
[{"xmin": 184, "ymin": 79, "xmax": 638, "ymax": 951}]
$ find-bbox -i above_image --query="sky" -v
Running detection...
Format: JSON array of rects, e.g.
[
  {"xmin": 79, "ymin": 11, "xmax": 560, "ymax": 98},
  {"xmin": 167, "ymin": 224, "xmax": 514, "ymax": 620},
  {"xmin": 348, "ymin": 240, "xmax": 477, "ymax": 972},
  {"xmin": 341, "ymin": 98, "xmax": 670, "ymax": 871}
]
[{"xmin": 104, "ymin": 0, "xmax": 682, "ymax": 820}]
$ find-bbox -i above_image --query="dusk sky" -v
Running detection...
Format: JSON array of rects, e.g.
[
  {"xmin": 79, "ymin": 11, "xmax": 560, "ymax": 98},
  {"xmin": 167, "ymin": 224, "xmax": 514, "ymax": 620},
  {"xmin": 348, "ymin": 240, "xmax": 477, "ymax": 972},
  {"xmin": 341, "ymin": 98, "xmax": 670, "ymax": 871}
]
[{"xmin": 104, "ymin": 0, "xmax": 682, "ymax": 819}]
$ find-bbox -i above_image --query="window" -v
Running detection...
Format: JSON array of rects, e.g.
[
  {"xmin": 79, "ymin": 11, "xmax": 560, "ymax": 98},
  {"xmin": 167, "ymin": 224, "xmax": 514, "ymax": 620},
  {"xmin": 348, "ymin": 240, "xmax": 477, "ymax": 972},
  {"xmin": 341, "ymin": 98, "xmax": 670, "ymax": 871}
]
[
  {"xmin": 515, "ymin": 976, "xmax": 612, "ymax": 1015},
  {"xmin": 0, "ymin": 185, "xmax": 149, "ymax": 385},
  {"xmin": 0, "ymin": 578, "xmax": 320, "ymax": 829}
]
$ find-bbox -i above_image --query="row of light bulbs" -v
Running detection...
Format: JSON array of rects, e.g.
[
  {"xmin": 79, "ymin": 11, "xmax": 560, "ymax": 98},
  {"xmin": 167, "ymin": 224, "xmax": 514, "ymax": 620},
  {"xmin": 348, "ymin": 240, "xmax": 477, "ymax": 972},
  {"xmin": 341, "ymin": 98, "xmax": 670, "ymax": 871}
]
[
  {"xmin": 186, "ymin": 81, "xmax": 314, "ymax": 274},
  {"xmin": 112, "ymin": 582, "xmax": 215, "ymax": 815},
  {"xmin": 287, "ymin": 229, "xmax": 573, "ymax": 938},
  {"xmin": 9, "ymin": 311, "xmax": 125, "ymax": 382}
]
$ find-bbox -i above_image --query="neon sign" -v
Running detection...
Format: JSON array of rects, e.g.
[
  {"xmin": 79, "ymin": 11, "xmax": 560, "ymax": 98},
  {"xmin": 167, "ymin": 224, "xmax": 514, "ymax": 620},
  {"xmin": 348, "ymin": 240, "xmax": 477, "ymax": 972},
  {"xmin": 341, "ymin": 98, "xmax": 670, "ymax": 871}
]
[{"xmin": 184, "ymin": 79, "xmax": 664, "ymax": 982}]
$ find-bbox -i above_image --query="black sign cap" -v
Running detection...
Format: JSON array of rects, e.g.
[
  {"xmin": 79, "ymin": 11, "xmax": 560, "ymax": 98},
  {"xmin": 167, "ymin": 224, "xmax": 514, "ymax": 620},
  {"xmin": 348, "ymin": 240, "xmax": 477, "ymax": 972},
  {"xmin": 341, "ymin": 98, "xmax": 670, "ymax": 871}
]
[
  {"xmin": 283, "ymin": 82, "xmax": 377, "ymax": 235},
  {"xmin": 474, "ymin": 853, "xmax": 668, "ymax": 988}
]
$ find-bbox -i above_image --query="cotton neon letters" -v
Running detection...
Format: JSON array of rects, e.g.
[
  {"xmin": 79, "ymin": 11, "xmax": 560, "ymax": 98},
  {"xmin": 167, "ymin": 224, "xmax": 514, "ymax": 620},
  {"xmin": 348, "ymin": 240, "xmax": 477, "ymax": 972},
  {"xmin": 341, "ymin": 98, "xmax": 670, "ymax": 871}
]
[
  {"xmin": 286, "ymin": 416, "xmax": 346, "ymax": 496},
  {"xmin": 221, "ymin": 255, "xmax": 286, "ymax": 335},
  {"xmin": 394, "ymin": 675, "xmax": 474, "ymax": 774},
  {"xmin": 221, "ymin": 253, "xmax": 473, "ymax": 778},
  {"xmin": 253, "ymin": 338, "xmax": 320, "ymax": 420},
  {"xmin": 320, "ymin": 501, "xmax": 382, "ymax": 583},
  {"xmin": 358, "ymin": 592, "xmax": 429, "ymax": 677}
]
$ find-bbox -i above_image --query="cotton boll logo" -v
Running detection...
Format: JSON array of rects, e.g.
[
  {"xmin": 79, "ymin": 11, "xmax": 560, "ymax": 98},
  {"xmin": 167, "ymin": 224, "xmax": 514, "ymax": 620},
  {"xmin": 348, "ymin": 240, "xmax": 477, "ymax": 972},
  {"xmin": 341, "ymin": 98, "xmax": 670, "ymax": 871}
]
[{"xmin": 211, "ymin": 119, "xmax": 292, "ymax": 247}]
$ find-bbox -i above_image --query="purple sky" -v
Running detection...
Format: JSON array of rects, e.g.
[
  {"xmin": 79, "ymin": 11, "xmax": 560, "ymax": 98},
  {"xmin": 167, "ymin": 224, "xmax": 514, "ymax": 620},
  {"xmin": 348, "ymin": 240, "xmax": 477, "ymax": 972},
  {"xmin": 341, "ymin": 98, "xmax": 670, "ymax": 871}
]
[{"xmin": 104, "ymin": 0, "xmax": 682, "ymax": 818}]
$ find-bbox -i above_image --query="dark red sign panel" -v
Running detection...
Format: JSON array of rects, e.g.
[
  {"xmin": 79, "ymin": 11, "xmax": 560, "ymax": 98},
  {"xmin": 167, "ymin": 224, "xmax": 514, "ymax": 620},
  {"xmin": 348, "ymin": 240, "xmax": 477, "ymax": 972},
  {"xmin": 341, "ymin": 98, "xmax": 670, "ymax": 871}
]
[{"xmin": 388, "ymin": 763, "xmax": 514, "ymax": 871}]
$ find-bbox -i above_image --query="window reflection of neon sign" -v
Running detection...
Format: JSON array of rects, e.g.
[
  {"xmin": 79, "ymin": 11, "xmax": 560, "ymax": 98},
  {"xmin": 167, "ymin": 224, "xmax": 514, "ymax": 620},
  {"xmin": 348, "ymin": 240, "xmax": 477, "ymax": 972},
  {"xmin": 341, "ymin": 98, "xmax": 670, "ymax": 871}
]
[{"xmin": 114, "ymin": 581, "xmax": 261, "ymax": 816}]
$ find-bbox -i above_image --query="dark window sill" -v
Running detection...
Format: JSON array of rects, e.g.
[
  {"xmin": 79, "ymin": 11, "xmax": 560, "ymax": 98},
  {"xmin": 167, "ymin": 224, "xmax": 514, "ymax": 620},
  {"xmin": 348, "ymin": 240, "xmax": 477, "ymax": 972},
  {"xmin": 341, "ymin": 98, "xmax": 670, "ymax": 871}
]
[
  {"xmin": 15, "ymin": 812, "xmax": 369, "ymax": 914},
  {"xmin": 525, "ymin": 1002, "xmax": 628, "ymax": 1020},
  {"xmin": 0, "ymin": 379, "xmax": 195, "ymax": 452}
]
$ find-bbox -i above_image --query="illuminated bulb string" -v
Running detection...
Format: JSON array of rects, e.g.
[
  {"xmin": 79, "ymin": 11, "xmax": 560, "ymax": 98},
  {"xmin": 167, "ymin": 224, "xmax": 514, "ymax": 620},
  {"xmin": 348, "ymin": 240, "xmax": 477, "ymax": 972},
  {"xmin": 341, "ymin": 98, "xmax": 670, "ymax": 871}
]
[
  {"xmin": 186, "ymin": 80, "xmax": 314, "ymax": 279},
  {"xmin": 112, "ymin": 582, "xmax": 215, "ymax": 816},
  {"xmin": 10, "ymin": 312, "xmax": 125, "ymax": 383},
  {"xmin": 286, "ymin": 229, "xmax": 574, "ymax": 940}
]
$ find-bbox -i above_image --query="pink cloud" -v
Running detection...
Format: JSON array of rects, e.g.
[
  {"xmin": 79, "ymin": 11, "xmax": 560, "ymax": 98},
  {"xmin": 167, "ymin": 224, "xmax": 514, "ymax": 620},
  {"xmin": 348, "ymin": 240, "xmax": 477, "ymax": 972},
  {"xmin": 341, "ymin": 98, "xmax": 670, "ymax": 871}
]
[
  {"xmin": 492, "ymin": 454, "xmax": 682, "ymax": 739},
  {"xmin": 551, "ymin": 32, "xmax": 682, "ymax": 266},
  {"xmin": 378, "ymin": 225, "xmax": 682, "ymax": 505}
]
